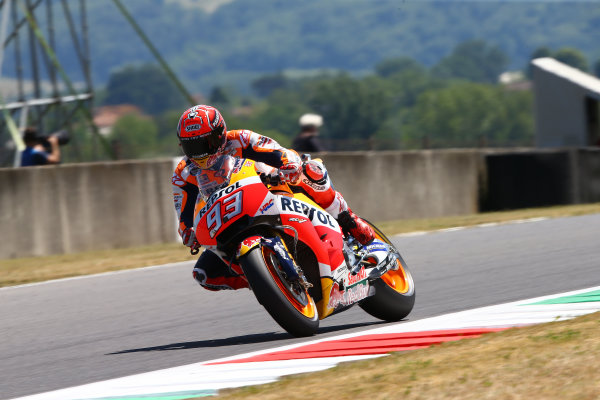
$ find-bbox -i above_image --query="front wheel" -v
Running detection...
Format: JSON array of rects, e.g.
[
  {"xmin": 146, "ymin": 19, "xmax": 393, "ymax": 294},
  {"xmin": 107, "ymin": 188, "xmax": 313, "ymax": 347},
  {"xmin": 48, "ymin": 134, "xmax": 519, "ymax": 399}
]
[
  {"xmin": 240, "ymin": 242, "xmax": 319, "ymax": 337},
  {"xmin": 359, "ymin": 222, "xmax": 416, "ymax": 321}
]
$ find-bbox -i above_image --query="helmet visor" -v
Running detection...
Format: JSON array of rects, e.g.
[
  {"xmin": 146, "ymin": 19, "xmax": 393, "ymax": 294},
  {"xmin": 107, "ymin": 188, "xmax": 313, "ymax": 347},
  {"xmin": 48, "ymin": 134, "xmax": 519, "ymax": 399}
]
[{"xmin": 179, "ymin": 126, "xmax": 225, "ymax": 159}]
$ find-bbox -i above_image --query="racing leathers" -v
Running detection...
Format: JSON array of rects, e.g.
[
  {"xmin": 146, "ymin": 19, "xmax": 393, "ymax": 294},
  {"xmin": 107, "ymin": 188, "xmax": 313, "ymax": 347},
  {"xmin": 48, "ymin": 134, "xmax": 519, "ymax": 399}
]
[{"xmin": 172, "ymin": 129, "xmax": 369, "ymax": 291}]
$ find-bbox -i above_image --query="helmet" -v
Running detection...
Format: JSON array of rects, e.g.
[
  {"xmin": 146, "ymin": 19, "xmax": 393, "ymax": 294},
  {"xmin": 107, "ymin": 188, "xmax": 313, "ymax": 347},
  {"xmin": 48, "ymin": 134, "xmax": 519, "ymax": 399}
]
[
  {"xmin": 177, "ymin": 105, "xmax": 227, "ymax": 168},
  {"xmin": 299, "ymin": 113, "xmax": 323, "ymax": 128}
]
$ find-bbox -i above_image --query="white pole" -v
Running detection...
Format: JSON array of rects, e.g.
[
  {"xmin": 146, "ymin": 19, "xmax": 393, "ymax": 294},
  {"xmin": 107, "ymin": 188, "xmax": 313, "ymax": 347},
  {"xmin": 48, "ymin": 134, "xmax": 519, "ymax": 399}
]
[{"xmin": 13, "ymin": 104, "xmax": 28, "ymax": 167}]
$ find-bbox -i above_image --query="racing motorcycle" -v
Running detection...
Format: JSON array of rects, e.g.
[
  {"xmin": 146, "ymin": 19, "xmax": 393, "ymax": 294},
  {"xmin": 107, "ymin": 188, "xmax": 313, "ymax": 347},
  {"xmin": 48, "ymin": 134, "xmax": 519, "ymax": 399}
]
[{"xmin": 193, "ymin": 155, "xmax": 415, "ymax": 337}]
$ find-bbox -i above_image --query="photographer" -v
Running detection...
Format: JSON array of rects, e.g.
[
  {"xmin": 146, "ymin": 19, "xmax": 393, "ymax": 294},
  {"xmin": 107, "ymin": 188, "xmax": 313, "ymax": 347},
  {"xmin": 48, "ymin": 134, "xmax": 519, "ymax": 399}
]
[{"xmin": 20, "ymin": 127, "xmax": 62, "ymax": 167}]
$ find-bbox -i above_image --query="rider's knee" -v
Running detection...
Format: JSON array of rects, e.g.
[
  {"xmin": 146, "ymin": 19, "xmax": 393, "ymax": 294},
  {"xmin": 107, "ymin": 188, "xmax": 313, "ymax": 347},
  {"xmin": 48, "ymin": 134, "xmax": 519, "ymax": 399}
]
[
  {"xmin": 192, "ymin": 267, "xmax": 212, "ymax": 289},
  {"xmin": 192, "ymin": 266, "xmax": 247, "ymax": 291},
  {"xmin": 192, "ymin": 251, "xmax": 249, "ymax": 291}
]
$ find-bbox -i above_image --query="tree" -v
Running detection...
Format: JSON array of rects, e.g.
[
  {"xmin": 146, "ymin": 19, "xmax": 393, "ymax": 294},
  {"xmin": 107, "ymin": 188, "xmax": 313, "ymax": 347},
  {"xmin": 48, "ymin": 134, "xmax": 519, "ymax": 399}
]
[
  {"xmin": 57, "ymin": 1, "xmax": 600, "ymax": 93},
  {"xmin": 103, "ymin": 64, "xmax": 185, "ymax": 115},
  {"xmin": 401, "ymin": 82, "xmax": 533, "ymax": 148},
  {"xmin": 553, "ymin": 47, "xmax": 589, "ymax": 72},
  {"xmin": 253, "ymin": 89, "xmax": 311, "ymax": 137},
  {"xmin": 530, "ymin": 46, "xmax": 553, "ymax": 60},
  {"xmin": 594, "ymin": 59, "xmax": 600, "ymax": 78},
  {"xmin": 432, "ymin": 40, "xmax": 509, "ymax": 83},
  {"xmin": 209, "ymin": 86, "xmax": 231, "ymax": 106},
  {"xmin": 375, "ymin": 57, "xmax": 424, "ymax": 78},
  {"xmin": 526, "ymin": 46, "xmax": 590, "ymax": 77},
  {"xmin": 306, "ymin": 75, "xmax": 391, "ymax": 143},
  {"xmin": 251, "ymin": 73, "xmax": 288, "ymax": 98},
  {"xmin": 377, "ymin": 66, "xmax": 444, "ymax": 109},
  {"xmin": 525, "ymin": 46, "xmax": 553, "ymax": 78},
  {"xmin": 109, "ymin": 114, "xmax": 159, "ymax": 159}
]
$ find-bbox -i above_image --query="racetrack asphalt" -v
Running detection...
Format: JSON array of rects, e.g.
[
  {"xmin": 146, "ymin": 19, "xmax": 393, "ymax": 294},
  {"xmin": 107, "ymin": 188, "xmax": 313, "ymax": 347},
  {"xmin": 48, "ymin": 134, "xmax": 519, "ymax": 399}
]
[{"xmin": 1, "ymin": 214, "xmax": 599, "ymax": 399}]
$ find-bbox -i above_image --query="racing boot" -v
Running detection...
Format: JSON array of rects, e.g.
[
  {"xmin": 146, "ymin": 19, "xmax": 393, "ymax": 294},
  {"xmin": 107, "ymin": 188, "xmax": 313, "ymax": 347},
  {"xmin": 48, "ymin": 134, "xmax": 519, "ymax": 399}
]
[{"xmin": 337, "ymin": 209, "xmax": 375, "ymax": 245}]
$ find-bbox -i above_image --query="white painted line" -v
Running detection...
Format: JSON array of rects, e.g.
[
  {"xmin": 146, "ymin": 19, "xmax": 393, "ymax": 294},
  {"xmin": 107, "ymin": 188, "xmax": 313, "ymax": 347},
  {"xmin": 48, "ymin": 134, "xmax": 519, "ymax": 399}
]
[
  {"xmin": 513, "ymin": 217, "xmax": 549, "ymax": 223},
  {"xmin": 477, "ymin": 222, "xmax": 499, "ymax": 228},
  {"xmin": 439, "ymin": 227, "xmax": 466, "ymax": 233},
  {"xmin": 396, "ymin": 231, "xmax": 428, "ymax": 237},
  {"xmin": 396, "ymin": 216, "xmax": 550, "ymax": 238}
]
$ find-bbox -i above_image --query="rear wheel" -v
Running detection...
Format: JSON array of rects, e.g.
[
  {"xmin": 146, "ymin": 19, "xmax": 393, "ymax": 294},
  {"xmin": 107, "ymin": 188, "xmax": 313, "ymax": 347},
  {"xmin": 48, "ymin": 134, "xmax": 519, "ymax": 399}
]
[
  {"xmin": 359, "ymin": 222, "xmax": 415, "ymax": 321},
  {"xmin": 240, "ymin": 241, "xmax": 319, "ymax": 337}
]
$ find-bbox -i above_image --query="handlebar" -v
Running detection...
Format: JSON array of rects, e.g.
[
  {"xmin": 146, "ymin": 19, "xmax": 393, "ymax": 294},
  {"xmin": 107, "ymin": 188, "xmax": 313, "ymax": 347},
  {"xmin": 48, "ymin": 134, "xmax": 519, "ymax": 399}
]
[{"xmin": 259, "ymin": 172, "xmax": 281, "ymax": 187}]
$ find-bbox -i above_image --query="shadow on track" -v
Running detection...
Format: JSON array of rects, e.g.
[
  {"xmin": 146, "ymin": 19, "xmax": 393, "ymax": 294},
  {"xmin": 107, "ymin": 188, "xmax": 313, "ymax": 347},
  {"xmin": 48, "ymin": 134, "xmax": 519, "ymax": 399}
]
[{"xmin": 107, "ymin": 320, "xmax": 385, "ymax": 355}]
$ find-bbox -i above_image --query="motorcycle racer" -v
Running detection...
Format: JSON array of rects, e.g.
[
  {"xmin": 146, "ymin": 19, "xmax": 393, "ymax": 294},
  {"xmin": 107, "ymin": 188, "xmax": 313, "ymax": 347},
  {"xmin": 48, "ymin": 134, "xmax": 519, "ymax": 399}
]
[{"xmin": 172, "ymin": 105, "xmax": 375, "ymax": 291}]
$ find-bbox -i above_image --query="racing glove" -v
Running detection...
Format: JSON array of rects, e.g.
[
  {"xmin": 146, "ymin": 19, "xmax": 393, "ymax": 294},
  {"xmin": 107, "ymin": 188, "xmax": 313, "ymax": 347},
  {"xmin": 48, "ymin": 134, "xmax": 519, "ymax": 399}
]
[
  {"xmin": 182, "ymin": 227, "xmax": 201, "ymax": 251},
  {"xmin": 278, "ymin": 162, "xmax": 301, "ymax": 184}
]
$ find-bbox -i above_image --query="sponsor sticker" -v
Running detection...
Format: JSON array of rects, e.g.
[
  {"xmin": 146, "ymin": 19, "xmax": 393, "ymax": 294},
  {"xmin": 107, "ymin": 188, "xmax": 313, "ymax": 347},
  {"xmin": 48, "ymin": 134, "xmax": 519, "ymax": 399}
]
[
  {"xmin": 238, "ymin": 236, "xmax": 262, "ymax": 257},
  {"xmin": 367, "ymin": 242, "xmax": 388, "ymax": 252},
  {"xmin": 256, "ymin": 136, "xmax": 274, "ymax": 148},
  {"xmin": 280, "ymin": 197, "xmax": 336, "ymax": 228},
  {"xmin": 327, "ymin": 281, "xmax": 370, "ymax": 309},
  {"xmin": 172, "ymin": 175, "xmax": 186, "ymax": 187},
  {"xmin": 239, "ymin": 131, "xmax": 251, "ymax": 147},
  {"xmin": 347, "ymin": 267, "xmax": 368, "ymax": 286},
  {"xmin": 260, "ymin": 199, "xmax": 275, "ymax": 214},
  {"xmin": 185, "ymin": 124, "xmax": 202, "ymax": 132},
  {"xmin": 197, "ymin": 181, "xmax": 242, "ymax": 219},
  {"xmin": 302, "ymin": 178, "xmax": 326, "ymax": 191},
  {"xmin": 232, "ymin": 158, "xmax": 244, "ymax": 173},
  {"xmin": 174, "ymin": 194, "xmax": 183, "ymax": 211}
]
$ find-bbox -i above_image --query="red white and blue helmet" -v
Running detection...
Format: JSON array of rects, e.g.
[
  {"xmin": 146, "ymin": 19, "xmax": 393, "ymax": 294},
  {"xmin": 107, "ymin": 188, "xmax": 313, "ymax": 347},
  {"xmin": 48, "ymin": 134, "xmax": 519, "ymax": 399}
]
[{"xmin": 176, "ymin": 105, "xmax": 227, "ymax": 167}]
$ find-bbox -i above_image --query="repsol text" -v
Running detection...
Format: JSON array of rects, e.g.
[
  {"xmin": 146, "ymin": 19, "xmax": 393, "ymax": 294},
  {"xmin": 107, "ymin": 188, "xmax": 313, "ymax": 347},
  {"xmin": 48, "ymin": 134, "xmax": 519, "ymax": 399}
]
[{"xmin": 280, "ymin": 197, "xmax": 335, "ymax": 228}]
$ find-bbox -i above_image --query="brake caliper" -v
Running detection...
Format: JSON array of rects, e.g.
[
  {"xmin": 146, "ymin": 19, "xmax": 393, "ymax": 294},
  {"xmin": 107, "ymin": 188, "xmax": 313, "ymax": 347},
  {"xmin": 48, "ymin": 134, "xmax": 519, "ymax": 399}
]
[{"xmin": 261, "ymin": 236, "xmax": 313, "ymax": 289}]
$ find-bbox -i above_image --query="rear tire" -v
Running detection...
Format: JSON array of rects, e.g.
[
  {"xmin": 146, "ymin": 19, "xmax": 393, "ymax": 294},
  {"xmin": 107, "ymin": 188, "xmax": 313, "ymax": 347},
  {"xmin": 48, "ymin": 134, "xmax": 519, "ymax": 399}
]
[
  {"xmin": 240, "ymin": 244, "xmax": 319, "ymax": 337},
  {"xmin": 359, "ymin": 222, "xmax": 416, "ymax": 321}
]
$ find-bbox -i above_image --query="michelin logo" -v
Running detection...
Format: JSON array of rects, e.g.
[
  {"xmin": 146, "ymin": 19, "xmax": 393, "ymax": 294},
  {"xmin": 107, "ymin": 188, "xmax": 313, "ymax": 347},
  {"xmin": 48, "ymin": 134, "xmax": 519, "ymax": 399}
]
[{"xmin": 302, "ymin": 178, "xmax": 326, "ymax": 191}]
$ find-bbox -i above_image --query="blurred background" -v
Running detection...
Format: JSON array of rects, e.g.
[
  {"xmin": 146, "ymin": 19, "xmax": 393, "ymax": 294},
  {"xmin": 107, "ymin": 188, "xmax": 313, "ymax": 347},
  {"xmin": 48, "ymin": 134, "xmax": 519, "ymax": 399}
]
[
  {"xmin": 1, "ymin": 0, "xmax": 599, "ymax": 258},
  {"xmin": 1, "ymin": 0, "xmax": 599, "ymax": 163}
]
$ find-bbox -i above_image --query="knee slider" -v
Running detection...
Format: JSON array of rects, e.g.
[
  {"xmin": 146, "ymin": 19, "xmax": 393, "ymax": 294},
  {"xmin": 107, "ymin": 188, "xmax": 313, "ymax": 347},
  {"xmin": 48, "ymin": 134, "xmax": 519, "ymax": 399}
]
[{"xmin": 192, "ymin": 268, "xmax": 208, "ymax": 286}]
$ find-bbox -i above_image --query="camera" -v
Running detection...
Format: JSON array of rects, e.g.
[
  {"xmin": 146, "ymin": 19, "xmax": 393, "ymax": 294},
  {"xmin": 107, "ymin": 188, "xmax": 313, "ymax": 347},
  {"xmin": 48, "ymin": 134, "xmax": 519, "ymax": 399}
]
[{"xmin": 40, "ymin": 130, "xmax": 70, "ymax": 148}]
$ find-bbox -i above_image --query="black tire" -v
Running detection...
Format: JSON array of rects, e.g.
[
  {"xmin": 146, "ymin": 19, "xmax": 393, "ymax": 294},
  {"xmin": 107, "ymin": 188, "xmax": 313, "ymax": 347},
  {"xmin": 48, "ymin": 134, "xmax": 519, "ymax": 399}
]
[
  {"xmin": 240, "ymin": 244, "xmax": 319, "ymax": 337},
  {"xmin": 359, "ymin": 222, "xmax": 416, "ymax": 321}
]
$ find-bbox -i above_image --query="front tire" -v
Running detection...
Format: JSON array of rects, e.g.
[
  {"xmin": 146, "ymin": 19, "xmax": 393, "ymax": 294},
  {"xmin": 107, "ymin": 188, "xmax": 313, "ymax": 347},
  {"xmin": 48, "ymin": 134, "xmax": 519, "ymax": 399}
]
[
  {"xmin": 359, "ymin": 222, "xmax": 416, "ymax": 321},
  {"xmin": 240, "ymin": 243, "xmax": 319, "ymax": 337}
]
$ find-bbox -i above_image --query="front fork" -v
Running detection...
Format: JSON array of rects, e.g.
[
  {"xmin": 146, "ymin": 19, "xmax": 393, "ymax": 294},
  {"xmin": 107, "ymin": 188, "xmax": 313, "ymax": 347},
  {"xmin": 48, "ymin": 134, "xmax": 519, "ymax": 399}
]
[{"xmin": 237, "ymin": 235, "xmax": 312, "ymax": 290}]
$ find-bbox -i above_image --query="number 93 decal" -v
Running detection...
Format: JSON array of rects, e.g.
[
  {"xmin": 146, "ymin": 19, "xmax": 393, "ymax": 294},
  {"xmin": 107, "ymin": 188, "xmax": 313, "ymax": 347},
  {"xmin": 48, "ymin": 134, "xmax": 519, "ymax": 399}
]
[{"xmin": 206, "ymin": 191, "xmax": 243, "ymax": 238}]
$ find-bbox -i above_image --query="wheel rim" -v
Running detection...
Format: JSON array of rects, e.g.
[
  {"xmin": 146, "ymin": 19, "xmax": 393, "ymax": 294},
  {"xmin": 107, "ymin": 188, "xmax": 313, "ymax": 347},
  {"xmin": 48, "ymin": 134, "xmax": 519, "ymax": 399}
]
[
  {"xmin": 262, "ymin": 247, "xmax": 317, "ymax": 319},
  {"xmin": 381, "ymin": 259, "xmax": 414, "ymax": 295},
  {"xmin": 369, "ymin": 223, "xmax": 415, "ymax": 295}
]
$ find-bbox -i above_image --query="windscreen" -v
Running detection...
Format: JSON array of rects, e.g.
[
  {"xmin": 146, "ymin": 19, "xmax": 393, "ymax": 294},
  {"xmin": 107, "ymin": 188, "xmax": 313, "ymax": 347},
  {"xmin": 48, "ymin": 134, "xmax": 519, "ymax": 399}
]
[{"xmin": 196, "ymin": 155, "xmax": 235, "ymax": 201}]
